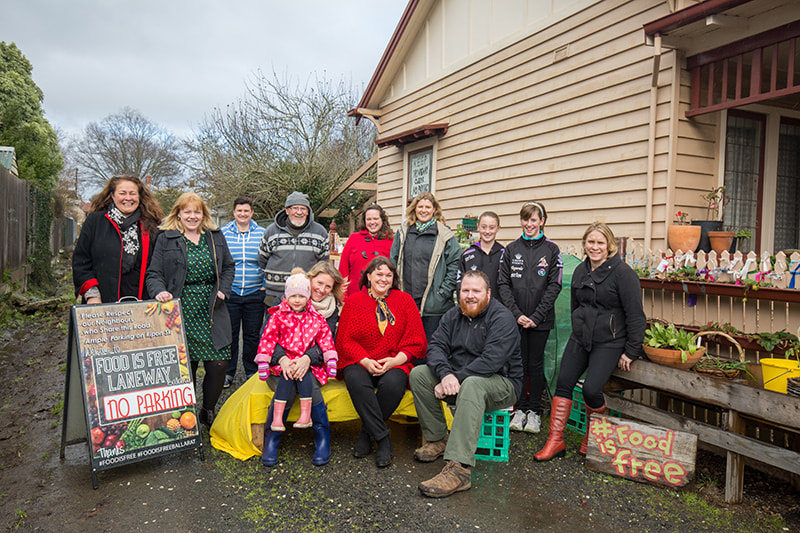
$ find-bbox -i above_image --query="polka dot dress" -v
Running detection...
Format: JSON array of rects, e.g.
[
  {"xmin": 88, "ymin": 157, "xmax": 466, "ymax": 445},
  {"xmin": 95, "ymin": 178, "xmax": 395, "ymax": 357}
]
[{"xmin": 183, "ymin": 235, "xmax": 228, "ymax": 362}]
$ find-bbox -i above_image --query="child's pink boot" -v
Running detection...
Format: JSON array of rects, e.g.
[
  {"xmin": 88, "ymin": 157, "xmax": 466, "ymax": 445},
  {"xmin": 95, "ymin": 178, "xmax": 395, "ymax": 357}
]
[
  {"xmin": 270, "ymin": 400, "xmax": 287, "ymax": 432},
  {"xmin": 293, "ymin": 398, "xmax": 313, "ymax": 428}
]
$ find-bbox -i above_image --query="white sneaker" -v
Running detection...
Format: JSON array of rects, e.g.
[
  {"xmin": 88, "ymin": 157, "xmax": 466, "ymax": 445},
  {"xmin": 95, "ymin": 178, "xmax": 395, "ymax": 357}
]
[
  {"xmin": 509, "ymin": 410, "xmax": 526, "ymax": 432},
  {"xmin": 523, "ymin": 411, "xmax": 541, "ymax": 433}
]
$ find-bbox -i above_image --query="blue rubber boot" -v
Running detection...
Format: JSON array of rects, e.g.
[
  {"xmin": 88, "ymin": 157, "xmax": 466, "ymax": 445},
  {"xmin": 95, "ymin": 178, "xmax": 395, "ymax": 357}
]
[
  {"xmin": 311, "ymin": 401, "xmax": 330, "ymax": 466},
  {"xmin": 262, "ymin": 403, "xmax": 287, "ymax": 467}
]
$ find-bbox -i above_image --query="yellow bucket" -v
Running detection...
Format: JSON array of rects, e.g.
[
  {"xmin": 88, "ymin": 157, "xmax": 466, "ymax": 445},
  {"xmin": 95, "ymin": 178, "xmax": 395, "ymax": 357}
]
[{"xmin": 760, "ymin": 358, "xmax": 800, "ymax": 393}]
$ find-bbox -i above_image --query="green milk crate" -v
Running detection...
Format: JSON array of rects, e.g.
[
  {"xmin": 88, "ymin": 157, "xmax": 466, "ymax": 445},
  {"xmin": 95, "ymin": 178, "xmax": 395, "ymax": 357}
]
[
  {"xmin": 475, "ymin": 410, "xmax": 510, "ymax": 462},
  {"xmin": 567, "ymin": 384, "xmax": 618, "ymax": 435}
]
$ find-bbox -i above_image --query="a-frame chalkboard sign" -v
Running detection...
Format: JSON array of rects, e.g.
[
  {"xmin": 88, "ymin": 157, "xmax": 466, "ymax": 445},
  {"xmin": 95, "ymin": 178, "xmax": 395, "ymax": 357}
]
[{"xmin": 60, "ymin": 299, "xmax": 203, "ymax": 488}]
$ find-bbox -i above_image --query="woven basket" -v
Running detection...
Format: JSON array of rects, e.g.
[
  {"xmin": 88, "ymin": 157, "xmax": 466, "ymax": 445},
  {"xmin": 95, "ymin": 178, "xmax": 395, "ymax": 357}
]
[
  {"xmin": 787, "ymin": 377, "xmax": 800, "ymax": 397},
  {"xmin": 693, "ymin": 331, "xmax": 747, "ymax": 379}
]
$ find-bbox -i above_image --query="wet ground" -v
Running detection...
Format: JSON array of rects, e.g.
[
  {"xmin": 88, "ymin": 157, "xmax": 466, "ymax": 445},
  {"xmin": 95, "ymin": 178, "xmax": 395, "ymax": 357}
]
[{"xmin": 1, "ymin": 302, "xmax": 798, "ymax": 532}]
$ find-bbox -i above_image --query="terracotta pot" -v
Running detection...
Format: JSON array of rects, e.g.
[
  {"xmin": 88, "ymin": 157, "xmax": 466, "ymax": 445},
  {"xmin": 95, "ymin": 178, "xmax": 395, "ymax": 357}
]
[
  {"xmin": 707, "ymin": 230, "xmax": 734, "ymax": 255},
  {"xmin": 643, "ymin": 344, "xmax": 705, "ymax": 370},
  {"xmin": 667, "ymin": 224, "xmax": 701, "ymax": 252}
]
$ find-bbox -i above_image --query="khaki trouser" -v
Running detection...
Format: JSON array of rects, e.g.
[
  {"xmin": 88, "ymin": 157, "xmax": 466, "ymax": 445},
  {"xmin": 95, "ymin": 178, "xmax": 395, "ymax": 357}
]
[{"xmin": 409, "ymin": 365, "xmax": 516, "ymax": 466}]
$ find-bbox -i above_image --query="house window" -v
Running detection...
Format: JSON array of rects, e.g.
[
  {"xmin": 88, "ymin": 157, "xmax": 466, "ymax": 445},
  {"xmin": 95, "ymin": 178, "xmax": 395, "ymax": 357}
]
[
  {"xmin": 407, "ymin": 146, "xmax": 433, "ymax": 203},
  {"xmin": 724, "ymin": 112, "xmax": 765, "ymax": 251},
  {"xmin": 775, "ymin": 119, "xmax": 800, "ymax": 251}
]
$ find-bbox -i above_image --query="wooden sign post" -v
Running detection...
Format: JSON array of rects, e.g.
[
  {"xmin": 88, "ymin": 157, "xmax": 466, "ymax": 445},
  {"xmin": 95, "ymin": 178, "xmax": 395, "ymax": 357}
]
[
  {"xmin": 60, "ymin": 299, "xmax": 202, "ymax": 489},
  {"xmin": 585, "ymin": 414, "xmax": 697, "ymax": 488}
]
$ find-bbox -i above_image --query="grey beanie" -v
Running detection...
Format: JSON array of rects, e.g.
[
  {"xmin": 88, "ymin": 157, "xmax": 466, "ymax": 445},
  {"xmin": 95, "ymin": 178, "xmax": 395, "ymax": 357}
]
[{"xmin": 285, "ymin": 191, "xmax": 311, "ymax": 209}]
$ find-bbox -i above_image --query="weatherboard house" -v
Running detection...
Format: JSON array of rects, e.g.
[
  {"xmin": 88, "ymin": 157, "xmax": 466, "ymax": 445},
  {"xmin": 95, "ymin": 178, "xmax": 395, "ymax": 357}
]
[{"xmin": 349, "ymin": 0, "xmax": 800, "ymax": 253}]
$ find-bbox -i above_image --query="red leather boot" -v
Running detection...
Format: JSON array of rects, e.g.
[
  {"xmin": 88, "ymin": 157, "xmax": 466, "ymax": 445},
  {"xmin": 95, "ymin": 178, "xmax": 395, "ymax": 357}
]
[
  {"xmin": 579, "ymin": 402, "xmax": 607, "ymax": 456},
  {"xmin": 534, "ymin": 397, "xmax": 573, "ymax": 461}
]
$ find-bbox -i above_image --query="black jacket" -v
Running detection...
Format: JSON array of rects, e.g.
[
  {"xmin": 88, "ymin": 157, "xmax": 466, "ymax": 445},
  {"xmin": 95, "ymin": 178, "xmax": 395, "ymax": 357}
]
[
  {"xmin": 456, "ymin": 241, "xmax": 504, "ymax": 297},
  {"xmin": 497, "ymin": 235, "xmax": 562, "ymax": 329},
  {"xmin": 145, "ymin": 229, "xmax": 235, "ymax": 350},
  {"xmin": 426, "ymin": 297, "xmax": 523, "ymax": 399},
  {"xmin": 570, "ymin": 254, "xmax": 646, "ymax": 358},
  {"xmin": 73, "ymin": 211, "xmax": 159, "ymax": 303}
]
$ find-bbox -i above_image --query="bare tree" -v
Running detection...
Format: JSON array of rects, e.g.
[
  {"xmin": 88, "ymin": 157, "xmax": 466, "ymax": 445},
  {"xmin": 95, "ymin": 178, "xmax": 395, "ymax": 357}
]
[
  {"xmin": 73, "ymin": 107, "xmax": 185, "ymax": 189},
  {"xmin": 187, "ymin": 71, "xmax": 376, "ymax": 219}
]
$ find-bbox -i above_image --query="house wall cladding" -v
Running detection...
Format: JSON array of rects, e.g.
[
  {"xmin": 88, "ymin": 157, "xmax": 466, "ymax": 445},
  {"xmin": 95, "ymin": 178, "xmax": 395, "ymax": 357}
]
[{"xmin": 374, "ymin": 0, "xmax": 721, "ymax": 250}]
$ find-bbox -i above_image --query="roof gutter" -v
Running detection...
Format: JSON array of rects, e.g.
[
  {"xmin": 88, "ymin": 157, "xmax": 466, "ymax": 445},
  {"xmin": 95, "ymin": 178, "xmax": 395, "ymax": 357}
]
[{"xmin": 643, "ymin": 0, "xmax": 753, "ymax": 42}]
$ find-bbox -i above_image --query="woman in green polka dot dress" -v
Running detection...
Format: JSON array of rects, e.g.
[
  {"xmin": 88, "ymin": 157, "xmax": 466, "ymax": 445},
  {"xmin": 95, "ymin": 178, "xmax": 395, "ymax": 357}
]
[{"xmin": 146, "ymin": 192, "xmax": 235, "ymax": 427}]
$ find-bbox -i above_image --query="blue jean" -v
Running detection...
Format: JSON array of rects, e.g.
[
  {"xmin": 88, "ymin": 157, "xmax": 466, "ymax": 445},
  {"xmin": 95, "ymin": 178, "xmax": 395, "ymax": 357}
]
[{"xmin": 226, "ymin": 291, "xmax": 266, "ymax": 379}]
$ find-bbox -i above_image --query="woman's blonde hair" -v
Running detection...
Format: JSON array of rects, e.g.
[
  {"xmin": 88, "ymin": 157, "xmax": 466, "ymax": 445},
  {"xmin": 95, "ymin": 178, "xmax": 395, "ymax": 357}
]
[
  {"xmin": 306, "ymin": 261, "xmax": 348, "ymax": 304},
  {"xmin": 582, "ymin": 221, "xmax": 618, "ymax": 256},
  {"xmin": 405, "ymin": 192, "xmax": 446, "ymax": 226},
  {"xmin": 160, "ymin": 192, "xmax": 216, "ymax": 232}
]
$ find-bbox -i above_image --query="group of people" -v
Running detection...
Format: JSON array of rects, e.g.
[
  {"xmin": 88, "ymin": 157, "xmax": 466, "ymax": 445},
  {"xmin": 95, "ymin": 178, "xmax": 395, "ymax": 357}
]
[{"xmin": 73, "ymin": 176, "xmax": 646, "ymax": 499}]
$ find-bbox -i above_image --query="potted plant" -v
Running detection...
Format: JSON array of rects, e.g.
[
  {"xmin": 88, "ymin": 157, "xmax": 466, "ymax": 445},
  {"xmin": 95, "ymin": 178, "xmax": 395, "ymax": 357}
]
[
  {"xmin": 643, "ymin": 322, "xmax": 705, "ymax": 370},
  {"xmin": 667, "ymin": 210, "xmax": 701, "ymax": 252},
  {"xmin": 692, "ymin": 186, "xmax": 729, "ymax": 252},
  {"xmin": 732, "ymin": 228, "xmax": 752, "ymax": 252}
]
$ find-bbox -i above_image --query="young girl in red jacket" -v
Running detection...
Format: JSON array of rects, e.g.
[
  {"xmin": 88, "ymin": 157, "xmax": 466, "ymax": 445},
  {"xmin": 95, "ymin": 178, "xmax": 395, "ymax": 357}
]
[{"xmin": 255, "ymin": 269, "xmax": 337, "ymax": 431}]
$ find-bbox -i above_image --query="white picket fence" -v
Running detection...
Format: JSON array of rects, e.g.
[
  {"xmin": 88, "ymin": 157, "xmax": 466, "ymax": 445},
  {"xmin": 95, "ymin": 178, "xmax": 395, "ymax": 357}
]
[{"xmin": 611, "ymin": 240, "xmax": 800, "ymax": 290}]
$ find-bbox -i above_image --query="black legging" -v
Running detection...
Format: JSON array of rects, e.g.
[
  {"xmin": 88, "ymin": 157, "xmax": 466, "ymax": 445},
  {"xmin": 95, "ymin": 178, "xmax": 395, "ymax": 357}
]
[
  {"xmin": 342, "ymin": 364, "xmax": 407, "ymax": 442},
  {"xmin": 516, "ymin": 328, "xmax": 550, "ymax": 412},
  {"xmin": 554, "ymin": 339, "xmax": 622, "ymax": 409},
  {"xmin": 191, "ymin": 360, "xmax": 229, "ymax": 412}
]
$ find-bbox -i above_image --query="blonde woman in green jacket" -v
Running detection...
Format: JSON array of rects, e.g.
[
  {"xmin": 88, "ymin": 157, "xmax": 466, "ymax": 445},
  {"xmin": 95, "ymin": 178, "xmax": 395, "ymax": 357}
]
[{"xmin": 390, "ymin": 192, "xmax": 461, "ymax": 355}]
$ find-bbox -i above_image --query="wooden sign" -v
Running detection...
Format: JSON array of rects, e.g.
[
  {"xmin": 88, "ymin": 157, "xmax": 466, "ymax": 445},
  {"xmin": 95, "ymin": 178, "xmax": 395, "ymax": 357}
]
[
  {"xmin": 408, "ymin": 147, "xmax": 432, "ymax": 201},
  {"xmin": 60, "ymin": 299, "xmax": 202, "ymax": 488},
  {"xmin": 585, "ymin": 415, "xmax": 696, "ymax": 488}
]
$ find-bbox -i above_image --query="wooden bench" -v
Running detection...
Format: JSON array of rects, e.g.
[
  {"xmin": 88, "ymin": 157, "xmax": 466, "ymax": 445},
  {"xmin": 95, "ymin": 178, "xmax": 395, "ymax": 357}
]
[{"xmin": 606, "ymin": 360, "xmax": 800, "ymax": 503}]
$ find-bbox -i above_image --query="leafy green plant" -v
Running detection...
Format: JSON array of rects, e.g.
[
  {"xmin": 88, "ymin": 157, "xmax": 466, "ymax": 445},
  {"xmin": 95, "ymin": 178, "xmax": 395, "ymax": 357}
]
[
  {"xmin": 734, "ymin": 228, "xmax": 752, "ymax": 239},
  {"xmin": 704, "ymin": 321, "xmax": 742, "ymax": 335},
  {"xmin": 644, "ymin": 323, "xmax": 700, "ymax": 363},
  {"xmin": 751, "ymin": 330, "xmax": 800, "ymax": 358}
]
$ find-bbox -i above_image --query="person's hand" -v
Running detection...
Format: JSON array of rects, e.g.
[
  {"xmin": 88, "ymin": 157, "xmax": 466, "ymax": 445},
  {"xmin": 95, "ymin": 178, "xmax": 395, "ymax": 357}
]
[
  {"xmin": 434, "ymin": 382, "xmax": 446, "ymax": 399},
  {"xmin": 86, "ymin": 297, "xmax": 102, "ymax": 305},
  {"xmin": 375, "ymin": 353, "xmax": 408, "ymax": 375},
  {"xmin": 618, "ymin": 354, "xmax": 633, "ymax": 372},
  {"xmin": 279, "ymin": 356, "xmax": 295, "ymax": 380},
  {"xmin": 293, "ymin": 355, "xmax": 310, "ymax": 380},
  {"xmin": 359, "ymin": 358, "xmax": 383, "ymax": 375},
  {"xmin": 517, "ymin": 315, "xmax": 536, "ymax": 328},
  {"xmin": 217, "ymin": 291, "xmax": 225, "ymax": 300},
  {"xmin": 155, "ymin": 291, "xmax": 173, "ymax": 302},
  {"xmin": 440, "ymin": 373, "xmax": 460, "ymax": 396}
]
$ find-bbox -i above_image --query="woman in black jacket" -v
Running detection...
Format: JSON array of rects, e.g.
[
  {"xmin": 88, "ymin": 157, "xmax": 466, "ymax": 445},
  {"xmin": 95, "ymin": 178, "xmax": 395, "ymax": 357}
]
[
  {"xmin": 535, "ymin": 222, "xmax": 646, "ymax": 461},
  {"xmin": 146, "ymin": 192, "xmax": 235, "ymax": 427},
  {"xmin": 498, "ymin": 202, "xmax": 562, "ymax": 434},
  {"xmin": 73, "ymin": 176, "xmax": 163, "ymax": 303}
]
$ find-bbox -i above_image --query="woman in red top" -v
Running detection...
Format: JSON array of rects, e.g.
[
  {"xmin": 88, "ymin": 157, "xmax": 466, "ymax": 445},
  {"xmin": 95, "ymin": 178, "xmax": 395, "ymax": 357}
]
[
  {"xmin": 336, "ymin": 256, "xmax": 427, "ymax": 468},
  {"xmin": 338, "ymin": 204, "xmax": 393, "ymax": 299}
]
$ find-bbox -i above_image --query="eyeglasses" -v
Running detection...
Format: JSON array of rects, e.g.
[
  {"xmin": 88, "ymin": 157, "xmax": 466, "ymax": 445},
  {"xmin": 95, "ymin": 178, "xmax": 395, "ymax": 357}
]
[{"xmin": 287, "ymin": 206, "xmax": 309, "ymax": 213}]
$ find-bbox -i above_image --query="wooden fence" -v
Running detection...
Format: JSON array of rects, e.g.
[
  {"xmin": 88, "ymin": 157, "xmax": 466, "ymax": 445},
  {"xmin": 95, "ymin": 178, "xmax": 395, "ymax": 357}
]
[{"xmin": 0, "ymin": 166, "xmax": 31, "ymax": 289}]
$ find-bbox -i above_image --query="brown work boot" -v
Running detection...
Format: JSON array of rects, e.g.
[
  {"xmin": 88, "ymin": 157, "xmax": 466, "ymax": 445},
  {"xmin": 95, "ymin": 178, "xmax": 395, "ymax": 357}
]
[
  {"xmin": 413, "ymin": 434, "xmax": 448, "ymax": 462},
  {"xmin": 418, "ymin": 460, "xmax": 471, "ymax": 498}
]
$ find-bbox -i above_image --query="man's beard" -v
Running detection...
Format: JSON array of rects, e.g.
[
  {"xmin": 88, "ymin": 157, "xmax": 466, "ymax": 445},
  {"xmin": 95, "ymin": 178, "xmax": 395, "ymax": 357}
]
[{"xmin": 459, "ymin": 295, "xmax": 489, "ymax": 318}]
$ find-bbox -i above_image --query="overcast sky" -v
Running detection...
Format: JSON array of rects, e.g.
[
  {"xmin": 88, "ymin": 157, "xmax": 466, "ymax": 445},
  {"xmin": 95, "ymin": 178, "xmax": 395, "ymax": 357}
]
[{"xmin": 3, "ymin": 1, "xmax": 407, "ymax": 138}]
